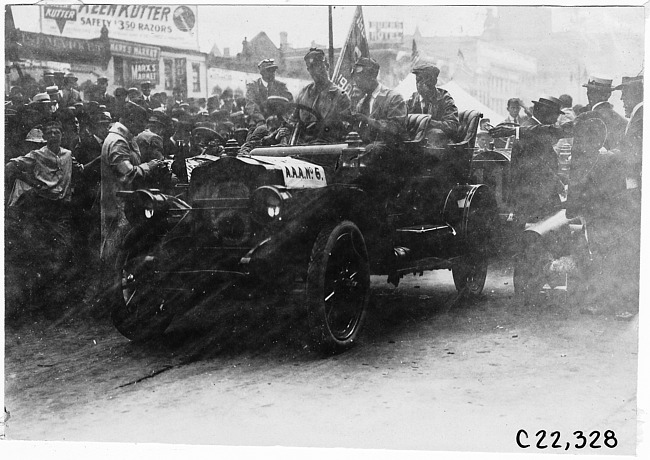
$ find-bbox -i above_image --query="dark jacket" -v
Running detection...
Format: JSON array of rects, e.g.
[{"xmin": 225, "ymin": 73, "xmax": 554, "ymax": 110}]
[
  {"xmin": 510, "ymin": 117, "xmax": 570, "ymax": 219},
  {"xmin": 591, "ymin": 101, "xmax": 628, "ymax": 150},
  {"xmin": 245, "ymin": 78, "xmax": 293, "ymax": 119},
  {"xmin": 355, "ymin": 84, "xmax": 407, "ymax": 145},
  {"xmin": 406, "ymin": 87, "xmax": 459, "ymax": 139}
]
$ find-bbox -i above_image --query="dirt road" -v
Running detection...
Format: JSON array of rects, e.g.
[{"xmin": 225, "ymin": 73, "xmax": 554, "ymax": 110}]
[{"xmin": 3, "ymin": 261, "xmax": 639, "ymax": 455}]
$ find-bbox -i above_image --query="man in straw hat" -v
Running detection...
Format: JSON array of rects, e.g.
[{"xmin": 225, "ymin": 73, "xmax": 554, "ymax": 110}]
[
  {"xmin": 580, "ymin": 76, "xmax": 627, "ymax": 150},
  {"xmin": 245, "ymin": 58, "xmax": 293, "ymax": 120}
]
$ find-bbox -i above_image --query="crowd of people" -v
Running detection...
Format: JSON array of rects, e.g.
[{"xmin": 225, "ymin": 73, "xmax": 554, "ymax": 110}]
[{"xmin": 4, "ymin": 47, "xmax": 644, "ymax": 318}]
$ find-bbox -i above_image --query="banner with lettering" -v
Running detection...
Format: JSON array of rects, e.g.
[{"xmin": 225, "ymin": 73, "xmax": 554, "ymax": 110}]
[
  {"xmin": 332, "ymin": 6, "xmax": 369, "ymax": 95},
  {"xmin": 40, "ymin": 4, "xmax": 199, "ymax": 51}
]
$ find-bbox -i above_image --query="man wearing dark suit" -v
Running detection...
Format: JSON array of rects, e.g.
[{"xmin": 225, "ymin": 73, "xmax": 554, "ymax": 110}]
[
  {"xmin": 60, "ymin": 72, "xmax": 82, "ymax": 108},
  {"xmin": 490, "ymin": 96, "xmax": 571, "ymax": 221},
  {"xmin": 245, "ymin": 58, "xmax": 294, "ymax": 119},
  {"xmin": 138, "ymin": 80, "xmax": 161, "ymax": 110},
  {"xmin": 406, "ymin": 63, "xmax": 459, "ymax": 146},
  {"xmin": 580, "ymin": 76, "xmax": 627, "ymax": 150},
  {"xmin": 91, "ymin": 76, "xmax": 116, "ymax": 112},
  {"xmin": 350, "ymin": 57, "xmax": 407, "ymax": 146},
  {"xmin": 613, "ymin": 75, "xmax": 643, "ymax": 318},
  {"xmin": 616, "ymin": 75, "xmax": 644, "ymax": 190}
]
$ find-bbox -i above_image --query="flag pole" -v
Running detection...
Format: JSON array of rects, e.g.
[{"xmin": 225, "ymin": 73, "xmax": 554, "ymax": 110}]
[{"xmin": 328, "ymin": 6, "xmax": 335, "ymax": 78}]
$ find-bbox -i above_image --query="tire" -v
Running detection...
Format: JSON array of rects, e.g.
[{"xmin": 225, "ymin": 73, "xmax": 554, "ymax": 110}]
[
  {"xmin": 111, "ymin": 248, "xmax": 175, "ymax": 341},
  {"xmin": 307, "ymin": 221, "xmax": 370, "ymax": 354},
  {"xmin": 452, "ymin": 254, "xmax": 488, "ymax": 296}
]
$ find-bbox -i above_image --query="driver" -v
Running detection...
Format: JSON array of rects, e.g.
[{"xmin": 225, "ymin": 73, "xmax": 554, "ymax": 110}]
[{"xmin": 292, "ymin": 48, "xmax": 352, "ymax": 144}]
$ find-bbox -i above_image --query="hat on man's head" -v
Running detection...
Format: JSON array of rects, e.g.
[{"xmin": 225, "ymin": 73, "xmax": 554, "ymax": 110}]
[
  {"xmin": 148, "ymin": 112, "xmax": 171, "ymax": 127},
  {"xmin": 124, "ymin": 101, "xmax": 148, "ymax": 120},
  {"xmin": 141, "ymin": 80, "xmax": 152, "ymax": 88},
  {"xmin": 192, "ymin": 121, "xmax": 219, "ymax": 137},
  {"xmin": 114, "ymin": 87, "xmax": 128, "ymax": 97},
  {"xmin": 412, "ymin": 62, "xmax": 440, "ymax": 80},
  {"xmin": 614, "ymin": 75, "xmax": 643, "ymax": 91},
  {"xmin": 93, "ymin": 111, "xmax": 113, "ymax": 124},
  {"xmin": 533, "ymin": 96, "xmax": 563, "ymax": 114},
  {"xmin": 582, "ymin": 76, "xmax": 613, "ymax": 91},
  {"xmin": 25, "ymin": 127, "xmax": 46, "ymax": 143},
  {"xmin": 304, "ymin": 48, "xmax": 326, "ymax": 65},
  {"xmin": 97, "ymin": 76, "xmax": 109, "ymax": 83},
  {"xmin": 30, "ymin": 93, "xmax": 53, "ymax": 104},
  {"xmin": 43, "ymin": 69, "xmax": 55, "ymax": 77},
  {"xmin": 64, "ymin": 72, "xmax": 78, "ymax": 81},
  {"xmin": 45, "ymin": 85, "xmax": 59, "ymax": 95},
  {"xmin": 353, "ymin": 57, "xmax": 380, "ymax": 75},
  {"xmin": 127, "ymin": 87, "xmax": 140, "ymax": 94},
  {"xmin": 258, "ymin": 58, "xmax": 278, "ymax": 71},
  {"xmin": 53, "ymin": 71, "xmax": 65, "ymax": 77}
]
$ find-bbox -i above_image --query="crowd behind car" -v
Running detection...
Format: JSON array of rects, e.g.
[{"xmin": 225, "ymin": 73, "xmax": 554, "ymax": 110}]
[{"xmin": 4, "ymin": 52, "xmax": 644, "ymax": 319}]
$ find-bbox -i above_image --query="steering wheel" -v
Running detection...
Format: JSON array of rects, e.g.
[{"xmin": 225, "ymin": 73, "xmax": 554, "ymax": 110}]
[{"xmin": 287, "ymin": 102, "xmax": 324, "ymax": 146}]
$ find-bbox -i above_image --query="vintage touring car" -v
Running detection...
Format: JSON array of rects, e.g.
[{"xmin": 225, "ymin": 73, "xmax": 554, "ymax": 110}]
[{"xmin": 112, "ymin": 104, "xmax": 498, "ymax": 353}]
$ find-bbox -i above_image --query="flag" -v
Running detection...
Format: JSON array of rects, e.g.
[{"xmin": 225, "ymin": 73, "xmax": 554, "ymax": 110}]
[
  {"xmin": 332, "ymin": 6, "xmax": 369, "ymax": 95},
  {"xmin": 411, "ymin": 39, "xmax": 420, "ymax": 68}
]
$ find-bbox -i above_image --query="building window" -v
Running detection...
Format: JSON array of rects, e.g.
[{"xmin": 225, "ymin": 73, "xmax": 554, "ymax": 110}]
[
  {"xmin": 192, "ymin": 63, "xmax": 201, "ymax": 92},
  {"xmin": 164, "ymin": 59, "xmax": 173, "ymax": 91}
]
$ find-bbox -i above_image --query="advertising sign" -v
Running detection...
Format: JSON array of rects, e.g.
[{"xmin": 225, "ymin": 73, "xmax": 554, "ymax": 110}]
[
  {"xmin": 131, "ymin": 62, "xmax": 160, "ymax": 83},
  {"xmin": 40, "ymin": 4, "xmax": 199, "ymax": 51},
  {"xmin": 15, "ymin": 30, "xmax": 110, "ymax": 65}
]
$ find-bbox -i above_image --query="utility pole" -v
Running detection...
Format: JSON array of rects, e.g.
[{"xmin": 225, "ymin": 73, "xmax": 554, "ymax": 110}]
[{"xmin": 328, "ymin": 6, "xmax": 334, "ymax": 78}]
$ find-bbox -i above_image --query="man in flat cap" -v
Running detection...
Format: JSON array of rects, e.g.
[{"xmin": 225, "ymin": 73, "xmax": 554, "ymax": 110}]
[
  {"xmin": 293, "ymin": 48, "xmax": 351, "ymax": 144},
  {"xmin": 490, "ymin": 96, "xmax": 572, "ymax": 221},
  {"xmin": 407, "ymin": 63, "xmax": 459, "ymax": 147},
  {"xmin": 100, "ymin": 101, "xmax": 164, "ymax": 264},
  {"xmin": 5, "ymin": 119, "xmax": 84, "ymax": 306},
  {"xmin": 92, "ymin": 76, "xmax": 116, "ymax": 111},
  {"xmin": 350, "ymin": 56, "xmax": 407, "ymax": 146},
  {"xmin": 580, "ymin": 76, "xmax": 627, "ymax": 150},
  {"xmin": 245, "ymin": 58, "xmax": 293, "ymax": 120}
]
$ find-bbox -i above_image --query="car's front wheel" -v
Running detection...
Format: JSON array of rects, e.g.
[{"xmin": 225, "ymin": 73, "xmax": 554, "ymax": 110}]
[
  {"xmin": 111, "ymin": 248, "xmax": 176, "ymax": 341},
  {"xmin": 307, "ymin": 221, "xmax": 370, "ymax": 354}
]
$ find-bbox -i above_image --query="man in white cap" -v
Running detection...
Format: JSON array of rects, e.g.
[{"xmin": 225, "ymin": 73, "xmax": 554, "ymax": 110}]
[{"xmin": 245, "ymin": 58, "xmax": 293, "ymax": 120}]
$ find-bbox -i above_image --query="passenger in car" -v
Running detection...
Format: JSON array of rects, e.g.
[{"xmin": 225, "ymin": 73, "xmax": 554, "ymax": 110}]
[
  {"xmin": 350, "ymin": 56, "xmax": 408, "ymax": 146},
  {"xmin": 406, "ymin": 63, "xmax": 459, "ymax": 147}
]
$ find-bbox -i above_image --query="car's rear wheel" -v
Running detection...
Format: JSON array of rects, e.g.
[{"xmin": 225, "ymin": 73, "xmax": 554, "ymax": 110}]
[
  {"xmin": 111, "ymin": 248, "xmax": 175, "ymax": 341},
  {"xmin": 307, "ymin": 221, "xmax": 370, "ymax": 354}
]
